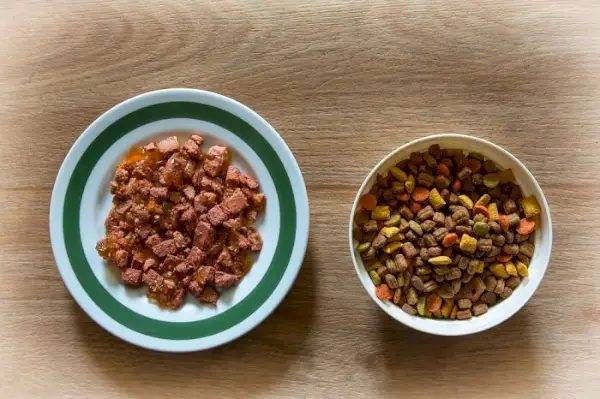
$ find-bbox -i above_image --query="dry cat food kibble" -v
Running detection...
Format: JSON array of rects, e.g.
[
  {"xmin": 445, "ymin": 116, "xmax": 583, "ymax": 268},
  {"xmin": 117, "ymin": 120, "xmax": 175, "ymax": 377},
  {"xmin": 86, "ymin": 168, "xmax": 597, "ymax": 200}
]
[
  {"xmin": 354, "ymin": 144, "xmax": 542, "ymax": 319},
  {"xmin": 96, "ymin": 135, "xmax": 265, "ymax": 309}
]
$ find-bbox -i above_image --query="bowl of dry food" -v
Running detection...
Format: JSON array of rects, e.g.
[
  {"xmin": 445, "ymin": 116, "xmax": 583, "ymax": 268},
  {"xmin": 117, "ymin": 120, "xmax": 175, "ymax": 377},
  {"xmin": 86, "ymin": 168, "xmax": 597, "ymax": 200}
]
[
  {"xmin": 50, "ymin": 89, "xmax": 309, "ymax": 351},
  {"xmin": 349, "ymin": 134, "xmax": 551, "ymax": 335}
]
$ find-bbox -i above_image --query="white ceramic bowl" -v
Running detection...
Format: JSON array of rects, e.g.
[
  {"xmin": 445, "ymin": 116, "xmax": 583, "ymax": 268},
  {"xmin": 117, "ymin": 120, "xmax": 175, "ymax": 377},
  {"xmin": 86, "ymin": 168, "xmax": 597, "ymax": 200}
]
[
  {"xmin": 348, "ymin": 134, "xmax": 552, "ymax": 335},
  {"xmin": 50, "ymin": 89, "xmax": 309, "ymax": 351}
]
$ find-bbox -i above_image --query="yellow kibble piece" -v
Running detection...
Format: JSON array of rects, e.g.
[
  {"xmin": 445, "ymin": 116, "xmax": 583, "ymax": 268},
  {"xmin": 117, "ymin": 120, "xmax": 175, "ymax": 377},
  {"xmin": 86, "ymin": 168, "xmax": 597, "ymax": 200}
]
[
  {"xmin": 405, "ymin": 174, "xmax": 416, "ymax": 194},
  {"xmin": 516, "ymin": 261, "xmax": 529, "ymax": 277},
  {"xmin": 388, "ymin": 233, "xmax": 405, "ymax": 242},
  {"xmin": 382, "ymin": 242, "xmax": 403, "ymax": 254},
  {"xmin": 441, "ymin": 300, "xmax": 454, "ymax": 318},
  {"xmin": 390, "ymin": 167, "xmax": 408, "ymax": 182},
  {"xmin": 488, "ymin": 203, "xmax": 499, "ymax": 222},
  {"xmin": 475, "ymin": 260, "xmax": 485, "ymax": 274},
  {"xmin": 371, "ymin": 206, "xmax": 391, "ymax": 220},
  {"xmin": 381, "ymin": 227, "xmax": 400, "ymax": 238},
  {"xmin": 409, "ymin": 220, "xmax": 423, "ymax": 236},
  {"xmin": 490, "ymin": 263, "xmax": 510, "ymax": 279},
  {"xmin": 475, "ymin": 194, "xmax": 491, "ymax": 207},
  {"xmin": 505, "ymin": 262, "xmax": 518, "ymax": 277},
  {"xmin": 417, "ymin": 296, "xmax": 427, "ymax": 316},
  {"xmin": 384, "ymin": 214, "xmax": 401, "ymax": 226},
  {"xmin": 521, "ymin": 195, "xmax": 542, "ymax": 219},
  {"xmin": 356, "ymin": 242, "xmax": 371, "ymax": 253},
  {"xmin": 428, "ymin": 256, "xmax": 453, "ymax": 265},
  {"xmin": 459, "ymin": 234, "xmax": 478, "ymax": 253},
  {"xmin": 458, "ymin": 195, "xmax": 474, "ymax": 209},
  {"xmin": 429, "ymin": 188, "xmax": 447, "ymax": 211},
  {"xmin": 369, "ymin": 270, "xmax": 382, "ymax": 285},
  {"xmin": 396, "ymin": 273, "xmax": 405, "ymax": 287},
  {"xmin": 366, "ymin": 261, "xmax": 383, "ymax": 272}
]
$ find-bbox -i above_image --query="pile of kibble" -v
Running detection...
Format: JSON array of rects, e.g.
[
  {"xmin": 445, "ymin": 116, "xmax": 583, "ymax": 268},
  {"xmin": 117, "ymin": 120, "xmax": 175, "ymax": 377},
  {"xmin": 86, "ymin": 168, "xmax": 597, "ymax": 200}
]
[{"xmin": 353, "ymin": 144, "xmax": 542, "ymax": 319}]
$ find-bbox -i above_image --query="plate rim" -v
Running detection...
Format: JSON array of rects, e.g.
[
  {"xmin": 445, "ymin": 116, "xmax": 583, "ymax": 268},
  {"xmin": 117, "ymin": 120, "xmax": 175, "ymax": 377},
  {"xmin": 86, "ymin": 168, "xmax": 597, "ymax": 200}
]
[{"xmin": 49, "ymin": 88, "xmax": 310, "ymax": 351}]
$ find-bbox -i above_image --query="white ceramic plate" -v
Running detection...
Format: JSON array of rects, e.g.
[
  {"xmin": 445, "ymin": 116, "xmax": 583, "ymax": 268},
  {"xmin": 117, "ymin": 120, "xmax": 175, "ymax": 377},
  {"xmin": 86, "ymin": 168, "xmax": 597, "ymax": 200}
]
[
  {"xmin": 50, "ymin": 89, "xmax": 309, "ymax": 351},
  {"xmin": 349, "ymin": 134, "xmax": 552, "ymax": 335}
]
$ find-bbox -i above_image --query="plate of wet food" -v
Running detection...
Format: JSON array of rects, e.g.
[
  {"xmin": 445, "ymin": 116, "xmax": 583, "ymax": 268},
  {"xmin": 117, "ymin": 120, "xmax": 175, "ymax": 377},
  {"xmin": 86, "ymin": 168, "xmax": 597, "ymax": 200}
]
[
  {"xmin": 50, "ymin": 89, "xmax": 309, "ymax": 351},
  {"xmin": 349, "ymin": 134, "xmax": 552, "ymax": 335}
]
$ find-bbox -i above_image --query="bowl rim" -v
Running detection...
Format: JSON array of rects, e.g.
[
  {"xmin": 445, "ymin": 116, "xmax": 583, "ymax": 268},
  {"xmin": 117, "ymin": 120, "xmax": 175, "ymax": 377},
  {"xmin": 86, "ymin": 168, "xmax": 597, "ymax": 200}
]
[
  {"xmin": 49, "ymin": 88, "xmax": 310, "ymax": 351},
  {"xmin": 348, "ymin": 133, "xmax": 553, "ymax": 335}
]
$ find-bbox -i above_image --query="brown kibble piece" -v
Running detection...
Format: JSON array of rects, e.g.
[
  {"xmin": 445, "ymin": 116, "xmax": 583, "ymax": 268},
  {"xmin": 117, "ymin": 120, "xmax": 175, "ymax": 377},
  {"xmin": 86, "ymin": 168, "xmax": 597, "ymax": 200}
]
[
  {"xmin": 457, "ymin": 310, "xmax": 473, "ymax": 319},
  {"xmin": 401, "ymin": 242, "xmax": 419, "ymax": 258},
  {"xmin": 472, "ymin": 303, "xmax": 488, "ymax": 316},
  {"xmin": 458, "ymin": 298, "xmax": 472, "ymax": 310}
]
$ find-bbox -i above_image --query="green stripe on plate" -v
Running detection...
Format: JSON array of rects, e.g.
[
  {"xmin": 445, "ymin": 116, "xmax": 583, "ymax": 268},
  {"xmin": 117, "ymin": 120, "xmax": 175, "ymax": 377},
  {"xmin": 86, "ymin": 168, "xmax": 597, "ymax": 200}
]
[{"xmin": 63, "ymin": 102, "xmax": 296, "ymax": 340}]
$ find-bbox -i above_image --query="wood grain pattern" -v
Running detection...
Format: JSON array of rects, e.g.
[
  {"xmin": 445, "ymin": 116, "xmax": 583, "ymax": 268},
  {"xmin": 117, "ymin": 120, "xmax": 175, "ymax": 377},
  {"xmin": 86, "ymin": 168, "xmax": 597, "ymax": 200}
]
[{"xmin": 1, "ymin": 0, "xmax": 600, "ymax": 397}]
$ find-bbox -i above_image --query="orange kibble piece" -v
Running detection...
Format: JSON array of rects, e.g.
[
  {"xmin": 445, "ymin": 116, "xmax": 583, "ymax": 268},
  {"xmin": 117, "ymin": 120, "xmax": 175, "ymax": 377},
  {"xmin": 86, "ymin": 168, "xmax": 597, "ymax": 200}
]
[
  {"xmin": 375, "ymin": 284, "xmax": 394, "ymax": 300},
  {"xmin": 359, "ymin": 193, "xmax": 378, "ymax": 211},
  {"xmin": 437, "ymin": 163, "xmax": 451, "ymax": 177},
  {"xmin": 442, "ymin": 233, "xmax": 459, "ymax": 247},
  {"xmin": 451, "ymin": 179, "xmax": 461, "ymax": 193},
  {"xmin": 396, "ymin": 192, "xmax": 410, "ymax": 202},
  {"xmin": 473, "ymin": 204, "xmax": 490, "ymax": 217},
  {"xmin": 411, "ymin": 186, "xmax": 430, "ymax": 203},
  {"xmin": 496, "ymin": 254, "xmax": 512, "ymax": 263},
  {"xmin": 409, "ymin": 200, "xmax": 422, "ymax": 214},
  {"xmin": 498, "ymin": 214, "xmax": 510, "ymax": 232},
  {"xmin": 516, "ymin": 218, "xmax": 536, "ymax": 235},
  {"xmin": 427, "ymin": 294, "xmax": 442, "ymax": 312}
]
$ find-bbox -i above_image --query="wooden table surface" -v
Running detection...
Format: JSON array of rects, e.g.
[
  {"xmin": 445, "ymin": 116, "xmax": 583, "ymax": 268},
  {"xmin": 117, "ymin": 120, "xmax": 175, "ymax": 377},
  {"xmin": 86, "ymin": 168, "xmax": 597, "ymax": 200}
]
[{"xmin": 2, "ymin": 0, "xmax": 600, "ymax": 397}]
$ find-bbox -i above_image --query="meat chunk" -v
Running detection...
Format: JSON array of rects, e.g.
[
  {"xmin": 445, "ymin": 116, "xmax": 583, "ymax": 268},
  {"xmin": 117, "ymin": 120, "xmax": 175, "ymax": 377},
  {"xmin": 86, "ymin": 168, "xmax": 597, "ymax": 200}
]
[
  {"xmin": 187, "ymin": 280, "xmax": 203, "ymax": 297},
  {"xmin": 186, "ymin": 246, "xmax": 206, "ymax": 267},
  {"xmin": 195, "ymin": 266, "xmax": 215, "ymax": 286},
  {"xmin": 150, "ymin": 187, "xmax": 168, "ymax": 201},
  {"xmin": 180, "ymin": 207, "xmax": 196, "ymax": 223},
  {"xmin": 132, "ymin": 164, "xmax": 154, "ymax": 180},
  {"xmin": 226, "ymin": 167, "xmax": 241, "ymax": 185},
  {"xmin": 114, "ymin": 249, "xmax": 130, "ymax": 268},
  {"xmin": 143, "ymin": 258, "xmax": 158, "ymax": 271},
  {"xmin": 142, "ymin": 269, "xmax": 164, "ymax": 291},
  {"xmin": 223, "ymin": 217, "xmax": 243, "ymax": 230},
  {"xmin": 145, "ymin": 234, "xmax": 161, "ymax": 248},
  {"xmin": 207, "ymin": 205, "xmax": 227, "ymax": 226},
  {"xmin": 160, "ymin": 153, "xmax": 186, "ymax": 188},
  {"xmin": 190, "ymin": 134, "xmax": 204, "ymax": 146},
  {"xmin": 252, "ymin": 193, "xmax": 266, "ymax": 209},
  {"xmin": 169, "ymin": 288, "xmax": 186, "ymax": 309},
  {"xmin": 174, "ymin": 262, "xmax": 194, "ymax": 276},
  {"xmin": 121, "ymin": 268, "xmax": 142, "ymax": 287},
  {"xmin": 216, "ymin": 248, "xmax": 233, "ymax": 267},
  {"xmin": 193, "ymin": 221, "xmax": 213, "ymax": 248},
  {"xmin": 198, "ymin": 286, "xmax": 219, "ymax": 304},
  {"xmin": 221, "ymin": 189, "xmax": 249, "ymax": 215},
  {"xmin": 115, "ymin": 168, "xmax": 129, "ymax": 183},
  {"xmin": 215, "ymin": 271, "xmax": 239, "ymax": 288},
  {"xmin": 182, "ymin": 138, "xmax": 201, "ymax": 159},
  {"xmin": 156, "ymin": 136, "xmax": 180, "ymax": 155},
  {"xmin": 200, "ymin": 176, "xmax": 225, "ymax": 195},
  {"xmin": 240, "ymin": 174, "xmax": 259, "ymax": 190},
  {"xmin": 182, "ymin": 185, "xmax": 196, "ymax": 200},
  {"xmin": 203, "ymin": 145, "xmax": 230, "ymax": 177},
  {"xmin": 247, "ymin": 230, "xmax": 263, "ymax": 251},
  {"xmin": 173, "ymin": 231, "xmax": 189, "ymax": 248},
  {"xmin": 161, "ymin": 254, "xmax": 183, "ymax": 271},
  {"xmin": 151, "ymin": 239, "xmax": 178, "ymax": 257}
]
